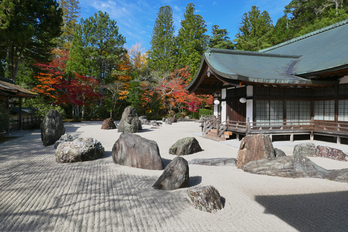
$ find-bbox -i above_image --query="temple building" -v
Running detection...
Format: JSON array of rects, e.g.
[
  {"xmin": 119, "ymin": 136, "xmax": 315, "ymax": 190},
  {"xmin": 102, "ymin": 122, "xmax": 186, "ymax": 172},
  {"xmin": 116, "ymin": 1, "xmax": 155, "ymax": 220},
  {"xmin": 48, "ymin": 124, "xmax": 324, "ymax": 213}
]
[{"xmin": 187, "ymin": 20, "xmax": 348, "ymax": 143}]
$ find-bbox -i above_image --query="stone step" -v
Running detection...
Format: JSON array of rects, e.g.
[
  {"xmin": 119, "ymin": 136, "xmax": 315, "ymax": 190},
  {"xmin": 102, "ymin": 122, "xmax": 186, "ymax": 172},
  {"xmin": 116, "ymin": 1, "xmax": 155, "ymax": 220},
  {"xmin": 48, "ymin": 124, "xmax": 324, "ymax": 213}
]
[{"xmin": 204, "ymin": 132, "xmax": 226, "ymax": 141}]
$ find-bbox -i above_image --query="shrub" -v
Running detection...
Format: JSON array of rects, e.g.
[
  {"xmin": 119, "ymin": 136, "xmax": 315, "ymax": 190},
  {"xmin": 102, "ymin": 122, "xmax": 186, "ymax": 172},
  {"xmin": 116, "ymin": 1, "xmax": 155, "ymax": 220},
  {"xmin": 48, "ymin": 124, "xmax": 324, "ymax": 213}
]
[{"xmin": 199, "ymin": 108, "xmax": 213, "ymax": 119}]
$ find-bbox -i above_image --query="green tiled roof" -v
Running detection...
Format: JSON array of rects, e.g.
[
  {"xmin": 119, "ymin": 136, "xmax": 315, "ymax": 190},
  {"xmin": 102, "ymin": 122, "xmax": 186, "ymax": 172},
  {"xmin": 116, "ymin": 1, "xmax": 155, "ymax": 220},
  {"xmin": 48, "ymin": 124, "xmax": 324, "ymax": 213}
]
[{"xmin": 260, "ymin": 19, "xmax": 348, "ymax": 77}]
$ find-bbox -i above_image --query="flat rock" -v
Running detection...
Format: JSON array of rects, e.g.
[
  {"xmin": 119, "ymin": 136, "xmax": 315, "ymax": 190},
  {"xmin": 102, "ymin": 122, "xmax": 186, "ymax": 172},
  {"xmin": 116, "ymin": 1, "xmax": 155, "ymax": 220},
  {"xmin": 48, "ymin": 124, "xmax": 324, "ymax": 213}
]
[
  {"xmin": 316, "ymin": 145, "xmax": 348, "ymax": 161},
  {"xmin": 236, "ymin": 134, "xmax": 275, "ymax": 169},
  {"xmin": 187, "ymin": 186, "xmax": 223, "ymax": 213},
  {"xmin": 152, "ymin": 157, "xmax": 189, "ymax": 190},
  {"xmin": 169, "ymin": 137, "xmax": 202, "ymax": 156},
  {"xmin": 293, "ymin": 143, "xmax": 316, "ymax": 157},
  {"xmin": 54, "ymin": 134, "xmax": 77, "ymax": 149},
  {"xmin": 188, "ymin": 158, "xmax": 236, "ymax": 166},
  {"xmin": 41, "ymin": 110, "xmax": 65, "ymax": 146},
  {"xmin": 112, "ymin": 133, "xmax": 163, "ymax": 170},
  {"xmin": 101, "ymin": 118, "xmax": 117, "ymax": 129},
  {"xmin": 242, "ymin": 154, "xmax": 348, "ymax": 182},
  {"xmin": 56, "ymin": 138, "xmax": 104, "ymax": 163},
  {"xmin": 118, "ymin": 106, "xmax": 142, "ymax": 133}
]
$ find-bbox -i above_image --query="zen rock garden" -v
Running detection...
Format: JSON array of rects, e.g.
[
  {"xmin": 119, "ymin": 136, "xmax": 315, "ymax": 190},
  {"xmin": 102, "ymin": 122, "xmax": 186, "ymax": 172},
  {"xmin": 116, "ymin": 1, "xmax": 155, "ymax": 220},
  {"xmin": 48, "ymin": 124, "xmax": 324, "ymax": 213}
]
[{"xmin": 39, "ymin": 108, "xmax": 348, "ymax": 215}]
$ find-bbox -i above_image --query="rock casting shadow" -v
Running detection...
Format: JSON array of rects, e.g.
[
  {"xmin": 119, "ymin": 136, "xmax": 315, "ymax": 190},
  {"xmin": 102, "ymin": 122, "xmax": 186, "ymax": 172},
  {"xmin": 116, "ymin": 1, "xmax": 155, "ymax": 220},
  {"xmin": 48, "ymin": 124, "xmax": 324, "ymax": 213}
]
[
  {"xmin": 161, "ymin": 158, "xmax": 172, "ymax": 167},
  {"xmin": 189, "ymin": 176, "xmax": 202, "ymax": 187}
]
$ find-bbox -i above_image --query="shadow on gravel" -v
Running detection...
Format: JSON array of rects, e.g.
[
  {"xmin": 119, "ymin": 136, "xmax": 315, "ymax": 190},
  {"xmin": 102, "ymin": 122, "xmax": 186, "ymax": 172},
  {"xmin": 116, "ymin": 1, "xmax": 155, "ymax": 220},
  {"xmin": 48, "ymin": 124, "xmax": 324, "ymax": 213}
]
[
  {"xmin": 189, "ymin": 176, "xmax": 202, "ymax": 187},
  {"xmin": 256, "ymin": 191, "xmax": 348, "ymax": 232}
]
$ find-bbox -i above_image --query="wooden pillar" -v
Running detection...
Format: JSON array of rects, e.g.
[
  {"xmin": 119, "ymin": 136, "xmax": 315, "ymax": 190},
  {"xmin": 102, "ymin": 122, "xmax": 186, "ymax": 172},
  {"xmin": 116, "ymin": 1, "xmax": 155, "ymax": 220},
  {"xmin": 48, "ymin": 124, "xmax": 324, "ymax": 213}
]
[{"xmin": 19, "ymin": 97, "xmax": 23, "ymax": 131}]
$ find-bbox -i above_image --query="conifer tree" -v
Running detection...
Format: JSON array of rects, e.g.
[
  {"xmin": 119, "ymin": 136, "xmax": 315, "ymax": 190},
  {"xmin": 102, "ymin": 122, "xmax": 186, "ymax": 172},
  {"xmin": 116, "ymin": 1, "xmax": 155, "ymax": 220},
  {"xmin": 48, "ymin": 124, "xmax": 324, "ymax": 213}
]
[
  {"xmin": 58, "ymin": 0, "xmax": 80, "ymax": 49},
  {"xmin": 0, "ymin": 0, "xmax": 63, "ymax": 82},
  {"xmin": 177, "ymin": 3, "xmax": 208, "ymax": 78},
  {"xmin": 147, "ymin": 6, "xmax": 176, "ymax": 75},
  {"xmin": 234, "ymin": 6, "xmax": 273, "ymax": 51},
  {"xmin": 208, "ymin": 25, "xmax": 234, "ymax": 50}
]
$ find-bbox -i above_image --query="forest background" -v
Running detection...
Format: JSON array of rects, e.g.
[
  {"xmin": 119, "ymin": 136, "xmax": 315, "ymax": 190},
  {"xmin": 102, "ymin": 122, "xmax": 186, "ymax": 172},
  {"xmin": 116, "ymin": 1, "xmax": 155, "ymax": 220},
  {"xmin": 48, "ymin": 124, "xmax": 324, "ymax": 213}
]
[{"xmin": 1, "ymin": 0, "xmax": 348, "ymax": 123}]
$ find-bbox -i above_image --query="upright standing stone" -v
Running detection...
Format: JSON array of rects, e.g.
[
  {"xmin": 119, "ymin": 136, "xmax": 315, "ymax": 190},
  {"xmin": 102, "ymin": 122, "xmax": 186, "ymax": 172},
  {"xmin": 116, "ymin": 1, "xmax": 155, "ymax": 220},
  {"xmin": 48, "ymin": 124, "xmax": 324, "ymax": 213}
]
[
  {"xmin": 236, "ymin": 134, "xmax": 275, "ymax": 169},
  {"xmin": 118, "ymin": 106, "xmax": 142, "ymax": 133},
  {"xmin": 112, "ymin": 133, "xmax": 163, "ymax": 170},
  {"xmin": 153, "ymin": 157, "xmax": 189, "ymax": 190},
  {"xmin": 41, "ymin": 110, "xmax": 65, "ymax": 146}
]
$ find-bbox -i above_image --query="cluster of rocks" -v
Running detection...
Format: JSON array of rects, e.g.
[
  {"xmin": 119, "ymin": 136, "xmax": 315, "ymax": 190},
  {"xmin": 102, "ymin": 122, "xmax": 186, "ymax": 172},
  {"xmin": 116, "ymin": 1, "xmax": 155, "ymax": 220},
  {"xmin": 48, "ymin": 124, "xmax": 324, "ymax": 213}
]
[
  {"xmin": 293, "ymin": 142, "xmax": 348, "ymax": 161},
  {"xmin": 236, "ymin": 134, "xmax": 348, "ymax": 183},
  {"xmin": 40, "ymin": 110, "xmax": 105, "ymax": 163},
  {"xmin": 110, "ymin": 131, "xmax": 223, "ymax": 213}
]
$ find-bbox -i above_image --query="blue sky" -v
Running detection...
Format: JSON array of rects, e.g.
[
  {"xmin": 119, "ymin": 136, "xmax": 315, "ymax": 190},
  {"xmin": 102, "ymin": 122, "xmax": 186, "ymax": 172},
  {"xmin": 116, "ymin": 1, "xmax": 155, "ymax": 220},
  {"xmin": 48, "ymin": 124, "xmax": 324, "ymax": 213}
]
[{"xmin": 78, "ymin": 0, "xmax": 291, "ymax": 51}]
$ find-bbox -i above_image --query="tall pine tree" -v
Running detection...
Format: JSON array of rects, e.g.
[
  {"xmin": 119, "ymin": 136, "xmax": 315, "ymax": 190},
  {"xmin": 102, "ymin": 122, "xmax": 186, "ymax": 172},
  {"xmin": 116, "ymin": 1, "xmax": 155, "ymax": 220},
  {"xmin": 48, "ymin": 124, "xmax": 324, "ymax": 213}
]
[
  {"xmin": 147, "ymin": 6, "xmax": 176, "ymax": 75},
  {"xmin": 177, "ymin": 3, "xmax": 208, "ymax": 78},
  {"xmin": 208, "ymin": 25, "xmax": 234, "ymax": 49},
  {"xmin": 0, "ymin": 0, "xmax": 63, "ymax": 82},
  {"xmin": 234, "ymin": 6, "xmax": 273, "ymax": 51},
  {"xmin": 58, "ymin": 0, "xmax": 80, "ymax": 49}
]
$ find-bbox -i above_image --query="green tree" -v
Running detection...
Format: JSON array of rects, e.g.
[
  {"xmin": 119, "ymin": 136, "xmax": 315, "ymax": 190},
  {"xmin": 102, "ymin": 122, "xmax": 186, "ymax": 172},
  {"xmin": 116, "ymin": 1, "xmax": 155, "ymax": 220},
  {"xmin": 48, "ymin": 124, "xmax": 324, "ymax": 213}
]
[
  {"xmin": 0, "ymin": 0, "xmax": 15, "ymax": 29},
  {"xmin": 234, "ymin": 6, "xmax": 273, "ymax": 51},
  {"xmin": 0, "ymin": 0, "xmax": 63, "ymax": 83},
  {"xmin": 58, "ymin": 0, "xmax": 80, "ymax": 49},
  {"xmin": 208, "ymin": 25, "xmax": 234, "ymax": 49},
  {"xmin": 147, "ymin": 6, "xmax": 176, "ymax": 74},
  {"xmin": 177, "ymin": 3, "xmax": 208, "ymax": 77},
  {"xmin": 67, "ymin": 12, "xmax": 125, "ymax": 83}
]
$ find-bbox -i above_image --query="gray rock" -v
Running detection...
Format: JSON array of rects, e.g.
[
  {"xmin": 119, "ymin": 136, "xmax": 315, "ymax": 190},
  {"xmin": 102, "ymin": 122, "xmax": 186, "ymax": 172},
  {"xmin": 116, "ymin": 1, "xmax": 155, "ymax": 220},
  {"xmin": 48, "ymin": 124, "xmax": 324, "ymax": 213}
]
[
  {"xmin": 169, "ymin": 137, "xmax": 203, "ymax": 156},
  {"xmin": 151, "ymin": 121, "xmax": 162, "ymax": 127},
  {"xmin": 242, "ymin": 153, "xmax": 348, "ymax": 182},
  {"xmin": 316, "ymin": 145, "xmax": 348, "ymax": 161},
  {"xmin": 274, "ymin": 148, "xmax": 286, "ymax": 157},
  {"xmin": 187, "ymin": 186, "xmax": 223, "ymax": 213},
  {"xmin": 165, "ymin": 118, "xmax": 172, "ymax": 125},
  {"xmin": 101, "ymin": 118, "xmax": 117, "ymax": 129},
  {"xmin": 293, "ymin": 143, "xmax": 316, "ymax": 157},
  {"xmin": 41, "ymin": 110, "xmax": 65, "ymax": 146},
  {"xmin": 153, "ymin": 157, "xmax": 189, "ymax": 190},
  {"xmin": 55, "ymin": 138, "xmax": 104, "ymax": 163},
  {"xmin": 188, "ymin": 158, "xmax": 236, "ymax": 166},
  {"xmin": 118, "ymin": 106, "xmax": 142, "ymax": 133},
  {"xmin": 236, "ymin": 134, "xmax": 275, "ymax": 169},
  {"xmin": 54, "ymin": 134, "xmax": 77, "ymax": 149},
  {"xmin": 112, "ymin": 133, "xmax": 163, "ymax": 170},
  {"xmin": 139, "ymin": 116, "xmax": 150, "ymax": 125}
]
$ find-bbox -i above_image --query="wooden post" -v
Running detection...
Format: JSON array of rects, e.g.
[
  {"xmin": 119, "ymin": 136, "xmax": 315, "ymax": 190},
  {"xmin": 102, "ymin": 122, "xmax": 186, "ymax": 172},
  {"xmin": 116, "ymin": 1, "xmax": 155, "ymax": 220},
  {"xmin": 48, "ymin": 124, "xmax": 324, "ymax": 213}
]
[
  {"xmin": 337, "ymin": 136, "xmax": 341, "ymax": 144},
  {"xmin": 310, "ymin": 131, "xmax": 314, "ymax": 141},
  {"xmin": 19, "ymin": 97, "xmax": 23, "ymax": 131},
  {"xmin": 216, "ymin": 118, "xmax": 220, "ymax": 140}
]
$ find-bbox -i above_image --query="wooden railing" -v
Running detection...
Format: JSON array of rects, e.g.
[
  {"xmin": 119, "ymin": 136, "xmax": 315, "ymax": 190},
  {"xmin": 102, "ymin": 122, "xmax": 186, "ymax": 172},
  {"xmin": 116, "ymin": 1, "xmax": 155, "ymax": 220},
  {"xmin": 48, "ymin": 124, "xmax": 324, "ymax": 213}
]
[{"xmin": 201, "ymin": 116, "xmax": 348, "ymax": 143}]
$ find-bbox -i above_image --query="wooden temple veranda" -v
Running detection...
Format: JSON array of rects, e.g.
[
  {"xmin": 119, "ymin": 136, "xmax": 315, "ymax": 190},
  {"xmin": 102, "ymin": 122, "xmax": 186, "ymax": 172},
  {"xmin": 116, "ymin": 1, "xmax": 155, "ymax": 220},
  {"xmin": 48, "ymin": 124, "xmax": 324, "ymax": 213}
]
[
  {"xmin": 187, "ymin": 20, "xmax": 348, "ymax": 143},
  {"xmin": 0, "ymin": 77, "xmax": 37, "ymax": 132}
]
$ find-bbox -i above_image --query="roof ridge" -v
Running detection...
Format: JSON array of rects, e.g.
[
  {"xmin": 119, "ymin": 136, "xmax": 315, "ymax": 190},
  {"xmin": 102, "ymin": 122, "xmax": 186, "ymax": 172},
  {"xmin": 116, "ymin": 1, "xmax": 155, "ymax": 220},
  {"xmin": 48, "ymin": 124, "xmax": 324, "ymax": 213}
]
[
  {"xmin": 259, "ymin": 19, "xmax": 348, "ymax": 53},
  {"xmin": 206, "ymin": 48, "xmax": 300, "ymax": 59}
]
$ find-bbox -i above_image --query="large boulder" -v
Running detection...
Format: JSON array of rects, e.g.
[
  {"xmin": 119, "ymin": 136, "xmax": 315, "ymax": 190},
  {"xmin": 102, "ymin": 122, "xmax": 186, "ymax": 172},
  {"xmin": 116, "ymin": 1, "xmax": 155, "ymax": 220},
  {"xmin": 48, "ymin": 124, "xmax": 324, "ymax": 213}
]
[
  {"xmin": 152, "ymin": 157, "xmax": 189, "ymax": 190},
  {"xmin": 242, "ymin": 154, "xmax": 348, "ymax": 183},
  {"xmin": 316, "ymin": 145, "xmax": 348, "ymax": 161},
  {"xmin": 41, "ymin": 110, "xmax": 65, "ymax": 146},
  {"xmin": 101, "ymin": 118, "xmax": 117, "ymax": 130},
  {"xmin": 293, "ymin": 143, "xmax": 316, "ymax": 157},
  {"xmin": 236, "ymin": 134, "xmax": 275, "ymax": 169},
  {"xmin": 55, "ymin": 138, "xmax": 104, "ymax": 163},
  {"xmin": 274, "ymin": 148, "xmax": 287, "ymax": 157},
  {"xmin": 117, "ymin": 106, "xmax": 142, "ymax": 133},
  {"xmin": 187, "ymin": 186, "xmax": 224, "ymax": 213},
  {"xmin": 169, "ymin": 137, "xmax": 202, "ymax": 156},
  {"xmin": 112, "ymin": 133, "xmax": 163, "ymax": 170},
  {"xmin": 54, "ymin": 134, "xmax": 77, "ymax": 149}
]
